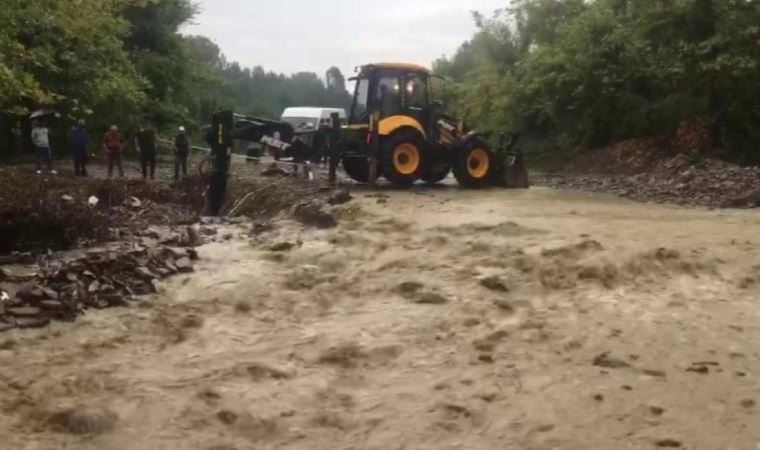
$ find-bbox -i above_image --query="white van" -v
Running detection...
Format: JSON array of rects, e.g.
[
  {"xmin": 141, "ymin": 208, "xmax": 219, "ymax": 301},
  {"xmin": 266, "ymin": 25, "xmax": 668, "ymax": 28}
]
[{"xmin": 280, "ymin": 107, "xmax": 346, "ymax": 132}]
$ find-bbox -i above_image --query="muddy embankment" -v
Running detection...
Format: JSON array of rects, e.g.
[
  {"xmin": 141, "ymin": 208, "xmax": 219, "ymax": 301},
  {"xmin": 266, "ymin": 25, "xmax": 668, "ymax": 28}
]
[
  {"xmin": 534, "ymin": 138, "xmax": 760, "ymax": 208},
  {"xmin": 0, "ymin": 159, "xmax": 339, "ymax": 334}
]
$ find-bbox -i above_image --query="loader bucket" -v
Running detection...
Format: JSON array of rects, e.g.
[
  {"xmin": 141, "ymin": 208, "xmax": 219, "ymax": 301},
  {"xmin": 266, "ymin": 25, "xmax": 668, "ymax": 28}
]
[
  {"xmin": 492, "ymin": 133, "xmax": 529, "ymax": 189},
  {"xmin": 503, "ymin": 150, "xmax": 530, "ymax": 189}
]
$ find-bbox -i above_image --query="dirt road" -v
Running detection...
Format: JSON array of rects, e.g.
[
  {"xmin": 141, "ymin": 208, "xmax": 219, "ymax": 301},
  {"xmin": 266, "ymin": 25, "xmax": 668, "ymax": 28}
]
[{"xmin": 1, "ymin": 186, "xmax": 759, "ymax": 449}]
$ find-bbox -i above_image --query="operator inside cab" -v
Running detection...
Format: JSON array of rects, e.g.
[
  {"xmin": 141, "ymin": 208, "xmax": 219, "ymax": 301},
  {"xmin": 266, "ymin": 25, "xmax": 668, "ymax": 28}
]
[{"xmin": 378, "ymin": 83, "xmax": 399, "ymax": 117}]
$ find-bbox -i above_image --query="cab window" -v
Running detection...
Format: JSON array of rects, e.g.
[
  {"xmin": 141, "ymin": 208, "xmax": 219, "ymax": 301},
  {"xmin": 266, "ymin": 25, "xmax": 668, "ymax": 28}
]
[
  {"xmin": 350, "ymin": 78, "xmax": 370, "ymax": 122},
  {"xmin": 376, "ymin": 74, "xmax": 401, "ymax": 117},
  {"xmin": 404, "ymin": 73, "xmax": 427, "ymax": 109}
]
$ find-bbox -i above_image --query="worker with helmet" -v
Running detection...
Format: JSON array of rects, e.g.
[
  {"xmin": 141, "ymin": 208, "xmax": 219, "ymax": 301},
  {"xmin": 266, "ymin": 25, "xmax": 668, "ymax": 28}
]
[{"xmin": 173, "ymin": 125, "xmax": 190, "ymax": 180}]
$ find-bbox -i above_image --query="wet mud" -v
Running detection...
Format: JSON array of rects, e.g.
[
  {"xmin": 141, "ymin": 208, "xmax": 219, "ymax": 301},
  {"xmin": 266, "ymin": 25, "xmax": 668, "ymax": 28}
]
[{"xmin": 0, "ymin": 187, "xmax": 759, "ymax": 449}]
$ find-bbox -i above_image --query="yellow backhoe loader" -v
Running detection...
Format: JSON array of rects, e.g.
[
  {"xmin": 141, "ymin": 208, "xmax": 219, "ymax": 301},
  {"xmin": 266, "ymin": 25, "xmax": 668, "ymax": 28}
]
[{"xmin": 339, "ymin": 63, "xmax": 529, "ymax": 188}]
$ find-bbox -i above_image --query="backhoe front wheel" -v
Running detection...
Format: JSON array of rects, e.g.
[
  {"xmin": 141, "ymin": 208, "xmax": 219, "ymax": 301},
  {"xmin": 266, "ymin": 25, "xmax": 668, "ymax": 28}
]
[
  {"xmin": 342, "ymin": 157, "xmax": 371, "ymax": 183},
  {"xmin": 381, "ymin": 131, "xmax": 424, "ymax": 187},
  {"xmin": 453, "ymin": 144, "xmax": 495, "ymax": 188}
]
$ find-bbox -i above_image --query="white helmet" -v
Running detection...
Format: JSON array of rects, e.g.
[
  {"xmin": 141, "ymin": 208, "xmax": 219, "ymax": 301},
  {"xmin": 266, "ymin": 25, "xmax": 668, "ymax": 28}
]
[{"xmin": 178, "ymin": 126, "xmax": 186, "ymax": 132}]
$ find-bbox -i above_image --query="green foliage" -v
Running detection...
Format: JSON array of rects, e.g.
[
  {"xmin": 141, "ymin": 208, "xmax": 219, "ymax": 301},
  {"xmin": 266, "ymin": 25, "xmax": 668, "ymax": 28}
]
[
  {"xmin": 0, "ymin": 0, "xmax": 148, "ymax": 117},
  {"xmin": 0, "ymin": 0, "xmax": 352, "ymax": 153},
  {"xmin": 209, "ymin": 63, "xmax": 352, "ymax": 119},
  {"xmin": 441, "ymin": 0, "xmax": 760, "ymax": 161},
  {"xmin": 122, "ymin": 0, "xmax": 198, "ymax": 128},
  {"xmin": 325, "ymin": 66, "xmax": 353, "ymax": 111}
]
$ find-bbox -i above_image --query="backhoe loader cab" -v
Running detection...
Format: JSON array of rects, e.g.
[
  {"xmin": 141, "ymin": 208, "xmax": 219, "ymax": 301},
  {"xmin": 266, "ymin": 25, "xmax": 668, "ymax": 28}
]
[{"xmin": 341, "ymin": 63, "xmax": 514, "ymax": 188}]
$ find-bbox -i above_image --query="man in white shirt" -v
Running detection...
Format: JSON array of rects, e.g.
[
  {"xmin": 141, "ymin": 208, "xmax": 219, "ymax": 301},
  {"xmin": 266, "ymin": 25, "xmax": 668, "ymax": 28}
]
[{"xmin": 31, "ymin": 120, "xmax": 56, "ymax": 175}]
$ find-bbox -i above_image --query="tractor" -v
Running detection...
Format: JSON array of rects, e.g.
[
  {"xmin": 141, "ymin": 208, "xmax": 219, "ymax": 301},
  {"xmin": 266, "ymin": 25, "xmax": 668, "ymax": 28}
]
[{"xmin": 339, "ymin": 63, "xmax": 528, "ymax": 188}]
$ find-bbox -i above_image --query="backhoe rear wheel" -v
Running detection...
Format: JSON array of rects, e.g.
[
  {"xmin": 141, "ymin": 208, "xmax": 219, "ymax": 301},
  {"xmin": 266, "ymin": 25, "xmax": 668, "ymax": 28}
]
[
  {"xmin": 453, "ymin": 143, "xmax": 495, "ymax": 188},
  {"xmin": 342, "ymin": 157, "xmax": 371, "ymax": 183},
  {"xmin": 381, "ymin": 130, "xmax": 424, "ymax": 187}
]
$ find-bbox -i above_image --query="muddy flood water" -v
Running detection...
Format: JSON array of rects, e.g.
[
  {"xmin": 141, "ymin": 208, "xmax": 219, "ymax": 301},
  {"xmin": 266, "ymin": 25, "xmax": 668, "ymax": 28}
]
[{"xmin": 1, "ymin": 186, "xmax": 759, "ymax": 449}]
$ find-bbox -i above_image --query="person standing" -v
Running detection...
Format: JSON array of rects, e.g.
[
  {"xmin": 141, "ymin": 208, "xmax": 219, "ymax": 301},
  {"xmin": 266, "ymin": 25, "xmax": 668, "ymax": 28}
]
[
  {"xmin": 205, "ymin": 111, "xmax": 233, "ymax": 216},
  {"xmin": 173, "ymin": 126, "xmax": 190, "ymax": 180},
  {"xmin": 69, "ymin": 119, "xmax": 89, "ymax": 177},
  {"xmin": 31, "ymin": 120, "xmax": 57, "ymax": 175},
  {"xmin": 269, "ymin": 130, "xmax": 282, "ymax": 161},
  {"xmin": 135, "ymin": 125, "xmax": 157, "ymax": 180},
  {"xmin": 102, "ymin": 125, "xmax": 125, "ymax": 178}
]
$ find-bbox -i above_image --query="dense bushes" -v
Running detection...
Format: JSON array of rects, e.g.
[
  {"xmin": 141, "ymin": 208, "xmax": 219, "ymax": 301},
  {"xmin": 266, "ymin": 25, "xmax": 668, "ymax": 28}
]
[{"xmin": 436, "ymin": 0, "xmax": 760, "ymax": 163}]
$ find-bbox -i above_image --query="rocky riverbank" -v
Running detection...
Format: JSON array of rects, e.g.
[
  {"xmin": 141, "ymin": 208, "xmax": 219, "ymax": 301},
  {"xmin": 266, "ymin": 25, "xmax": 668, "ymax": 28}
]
[
  {"xmin": 0, "ymin": 159, "xmax": 339, "ymax": 334},
  {"xmin": 535, "ymin": 142, "xmax": 760, "ymax": 208}
]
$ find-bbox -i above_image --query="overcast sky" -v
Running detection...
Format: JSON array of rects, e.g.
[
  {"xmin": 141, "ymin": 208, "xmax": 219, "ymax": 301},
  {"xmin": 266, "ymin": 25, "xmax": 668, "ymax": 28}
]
[{"xmin": 185, "ymin": 0, "xmax": 505, "ymax": 77}]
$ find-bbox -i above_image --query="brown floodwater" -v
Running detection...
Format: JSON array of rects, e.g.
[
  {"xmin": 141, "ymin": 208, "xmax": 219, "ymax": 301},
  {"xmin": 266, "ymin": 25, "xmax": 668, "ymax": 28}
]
[{"xmin": 1, "ymin": 187, "xmax": 759, "ymax": 449}]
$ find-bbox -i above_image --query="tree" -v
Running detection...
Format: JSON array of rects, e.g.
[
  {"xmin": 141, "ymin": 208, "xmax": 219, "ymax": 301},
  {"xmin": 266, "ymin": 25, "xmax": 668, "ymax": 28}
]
[
  {"xmin": 0, "ymin": 0, "xmax": 148, "ymax": 118},
  {"xmin": 122, "ymin": 0, "xmax": 200, "ymax": 128},
  {"xmin": 438, "ymin": 0, "xmax": 760, "ymax": 161},
  {"xmin": 0, "ymin": 0, "xmax": 364, "ymax": 157},
  {"xmin": 325, "ymin": 67, "xmax": 352, "ymax": 110}
]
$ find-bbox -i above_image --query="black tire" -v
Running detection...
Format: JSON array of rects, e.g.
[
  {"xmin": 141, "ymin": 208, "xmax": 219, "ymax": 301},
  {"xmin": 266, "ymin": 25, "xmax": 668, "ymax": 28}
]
[
  {"xmin": 453, "ymin": 141, "xmax": 495, "ymax": 188},
  {"xmin": 422, "ymin": 164, "xmax": 451, "ymax": 185},
  {"xmin": 342, "ymin": 157, "xmax": 371, "ymax": 183},
  {"xmin": 380, "ymin": 130, "xmax": 424, "ymax": 187}
]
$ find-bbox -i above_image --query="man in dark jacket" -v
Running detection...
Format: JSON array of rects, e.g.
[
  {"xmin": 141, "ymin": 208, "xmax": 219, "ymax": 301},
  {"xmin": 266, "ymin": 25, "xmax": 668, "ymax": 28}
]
[
  {"xmin": 173, "ymin": 126, "xmax": 190, "ymax": 180},
  {"xmin": 69, "ymin": 119, "xmax": 89, "ymax": 177},
  {"xmin": 135, "ymin": 125, "xmax": 158, "ymax": 180}
]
